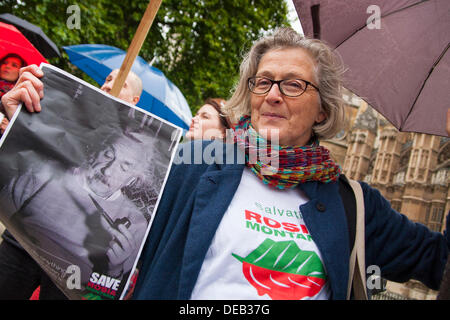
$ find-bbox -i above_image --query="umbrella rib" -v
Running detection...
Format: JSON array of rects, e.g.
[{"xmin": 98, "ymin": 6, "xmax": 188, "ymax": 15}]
[
  {"xmin": 334, "ymin": 0, "xmax": 429, "ymax": 50},
  {"xmin": 399, "ymin": 42, "xmax": 450, "ymax": 131}
]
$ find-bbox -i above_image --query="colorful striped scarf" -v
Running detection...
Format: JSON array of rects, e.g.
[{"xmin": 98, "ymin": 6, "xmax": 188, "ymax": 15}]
[{"xmin": 234, "ymin": 115, "xmax": 341, "ymax": 189}]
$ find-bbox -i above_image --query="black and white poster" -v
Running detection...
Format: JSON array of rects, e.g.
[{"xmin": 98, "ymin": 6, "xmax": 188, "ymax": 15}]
[{"xmin": 0, "ymin": 64, "xmax": 183, "ymax": 300}]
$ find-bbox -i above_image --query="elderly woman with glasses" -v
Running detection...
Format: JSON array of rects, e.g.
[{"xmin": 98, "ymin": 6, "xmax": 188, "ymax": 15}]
[
  {"xmin": 132, "ymin": 28, "xmax": 448, "ymax": 300},
  {"xmin": 2, "ymin": 28, "xmax": 449, "ymax": 300}
]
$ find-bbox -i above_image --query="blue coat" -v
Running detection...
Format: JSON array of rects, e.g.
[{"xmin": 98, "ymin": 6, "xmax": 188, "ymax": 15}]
[{"xmin": 133, "ymin": 140, "xmax": 449, "ymax": 300}]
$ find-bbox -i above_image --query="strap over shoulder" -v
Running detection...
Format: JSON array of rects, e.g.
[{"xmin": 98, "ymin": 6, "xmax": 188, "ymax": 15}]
[
  {"xmin": 338, "ymin": 175, "xmax": 356, "ymax": 251},
  {"xmin": 345, "ymin": 178, "xmax": 368, "ymax": 300}
]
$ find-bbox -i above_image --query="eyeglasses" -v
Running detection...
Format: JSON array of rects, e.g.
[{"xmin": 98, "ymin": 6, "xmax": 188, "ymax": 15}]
[{"xmin": 248, "ymin": 76, "xmax": 320, "ymax": 97}]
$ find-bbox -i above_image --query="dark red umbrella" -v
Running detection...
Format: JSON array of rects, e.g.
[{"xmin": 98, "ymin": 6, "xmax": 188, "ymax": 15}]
[
  {"xmin": 293, "ymin": 0, "xmax": 450, "ymax": 137},
  {"xmin": 0, "ymin": 21, "xmax": 48, "ymax": 66},
  {"xmin": 0, "ymin": 13, "xmax": 60, "ymax": 59}
]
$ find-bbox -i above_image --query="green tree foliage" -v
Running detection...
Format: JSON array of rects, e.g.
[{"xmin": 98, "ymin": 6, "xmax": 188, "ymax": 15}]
[{"xmin": 0, "ymin": 0, "xmax": 289, "ymax": 113}]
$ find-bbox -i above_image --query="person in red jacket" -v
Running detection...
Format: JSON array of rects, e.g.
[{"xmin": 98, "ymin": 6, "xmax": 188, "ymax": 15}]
[{"xmin": 0, "ymin": 53, "xmax": 27, "ymax": 135}]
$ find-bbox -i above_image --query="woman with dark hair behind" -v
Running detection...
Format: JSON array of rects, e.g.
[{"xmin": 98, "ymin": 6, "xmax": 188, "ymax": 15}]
[{"xmin": 185, "ymin": 98, "xmax": 231, "ymax": 141}]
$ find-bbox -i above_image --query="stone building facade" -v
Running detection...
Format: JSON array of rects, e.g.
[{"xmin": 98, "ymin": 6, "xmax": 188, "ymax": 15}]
[{"xmin": 321, "ymin": 92, "xmax": 450, "ymax": 300}]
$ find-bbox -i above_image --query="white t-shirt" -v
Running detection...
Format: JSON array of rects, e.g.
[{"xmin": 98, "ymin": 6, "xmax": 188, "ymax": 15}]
[{"xmin": 191, "ymin": 168, "xmax": 331, "ymax": 300}]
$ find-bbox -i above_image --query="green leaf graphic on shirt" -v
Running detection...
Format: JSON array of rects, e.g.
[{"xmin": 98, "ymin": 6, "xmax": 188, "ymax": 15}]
[{"xmin": 232, "ymin": 239, "xmax": 326, "ymax": 279}]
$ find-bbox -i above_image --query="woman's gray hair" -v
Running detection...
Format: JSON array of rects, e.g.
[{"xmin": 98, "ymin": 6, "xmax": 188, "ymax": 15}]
[{"xmin": 224, "ymin": 27, "xmax": 347, "ymax": 140}]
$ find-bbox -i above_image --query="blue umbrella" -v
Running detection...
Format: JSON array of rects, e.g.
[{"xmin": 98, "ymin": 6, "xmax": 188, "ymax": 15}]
[{"xmin": 63, "ymin": 44, "xmax": 192, "ymax": 129}]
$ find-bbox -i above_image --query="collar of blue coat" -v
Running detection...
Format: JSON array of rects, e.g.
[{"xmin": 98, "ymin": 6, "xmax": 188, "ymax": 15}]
[{"xmin": 174, "ymin": 140, "xmax": 351, "ymax": 299}]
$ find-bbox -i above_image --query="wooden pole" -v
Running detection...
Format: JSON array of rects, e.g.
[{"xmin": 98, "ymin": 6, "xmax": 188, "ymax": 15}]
[{"xmin": 110, "ymin": 0, "xmax": 162, "ymax": 97}]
